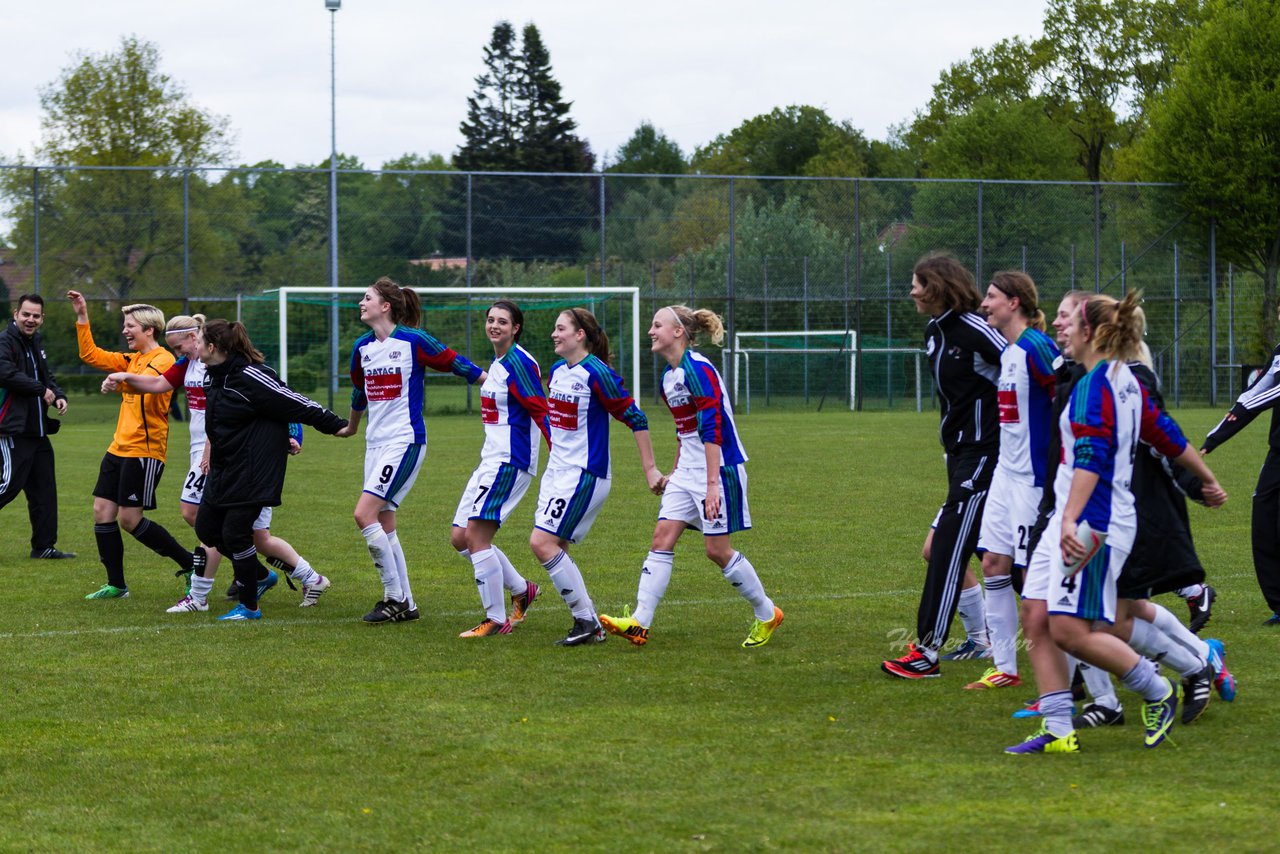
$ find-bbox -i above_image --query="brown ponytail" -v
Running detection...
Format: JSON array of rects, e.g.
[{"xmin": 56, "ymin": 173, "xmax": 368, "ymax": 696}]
[
  {"xmin": 203, "ymin": 319, "xmax": 265, "ymax": 364},
  {"xmin": 562, "ymin": 308, "xmax": 612, "ymax": 365},
  {"xmin": 1082, "ymin": 290, "xmax": 1145, "ymax": 363},
  {"xmin": 370, "ymin": 276, "xmax": 422, "ymax": 328}
]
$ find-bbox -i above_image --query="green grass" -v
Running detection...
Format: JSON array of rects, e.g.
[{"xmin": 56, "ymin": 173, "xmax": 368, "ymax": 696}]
[{"xmin": 1, "ymin": 396, "xmax": 1276, "ymax": 851}]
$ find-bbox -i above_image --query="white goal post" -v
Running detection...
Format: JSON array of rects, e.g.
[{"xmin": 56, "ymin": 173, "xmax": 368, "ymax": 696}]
[
  {"xmin": 276, "ymin": 286, "xmax": 642, "ymax": 394},
  {"xmin": 729, "ymin": 330, "xmax": 857, "ymax": 412}
]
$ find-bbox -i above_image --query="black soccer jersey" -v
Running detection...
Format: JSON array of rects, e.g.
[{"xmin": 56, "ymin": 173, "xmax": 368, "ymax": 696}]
[
  {"xmin": 1203, "ymin": 343, "xmax": 1280, "ymax": 454},
  {"xmin": 925, "ymin": 309, "xmax": 1006, "ymax": 453}
]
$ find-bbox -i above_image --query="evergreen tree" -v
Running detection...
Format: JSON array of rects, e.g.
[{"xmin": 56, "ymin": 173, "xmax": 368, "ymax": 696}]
[
  {"xmin": 452, "ymin": 21, "xmax": 595, "ymax": 261},
  {"xmin": 455, "ymin": 21, "xmax": 592, "ymax": 174},
  {"xmin": 455, "ymin": 22, "xmax": 520, "ymax": 172},
  {"xmin": 518, "ymin": 24, "xmax": 594, "ymax": 173}
]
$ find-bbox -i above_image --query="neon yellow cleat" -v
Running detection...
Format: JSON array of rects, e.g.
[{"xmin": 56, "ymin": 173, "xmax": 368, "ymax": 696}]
[
  {"xmin": 742, "ymin": 606, "xmax": 784, "ymax": 649},
  {"xmin": 599, "ymin": 612, "xmax": 649, "ymax": 646},
  {"xmin": 964, "ymin": 667, "xmax": 1023, "ymax": 690}
]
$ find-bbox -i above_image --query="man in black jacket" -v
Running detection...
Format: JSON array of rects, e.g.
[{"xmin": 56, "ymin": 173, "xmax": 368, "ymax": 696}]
[{"xmin": 0, "ymin": 294, "xmax": 75, "ymax": 558}]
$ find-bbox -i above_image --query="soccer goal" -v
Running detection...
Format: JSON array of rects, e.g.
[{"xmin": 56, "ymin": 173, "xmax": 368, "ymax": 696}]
[
  {"xmin": 729, "ymin": 329, "xmax": 857, "ymax": 412},
  {"xmin": 265, "ymin": 286, "xmax": 642, "ymax": 399}
]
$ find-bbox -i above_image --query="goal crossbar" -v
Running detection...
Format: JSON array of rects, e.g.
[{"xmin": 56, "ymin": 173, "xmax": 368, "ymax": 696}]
[
  {"xmin": 729, "ymin": 330, "xmax": 857, "ymax": 411},
  {"xmin": 276, "ymin": 286, "xmax": 642, "ymax": 394}
]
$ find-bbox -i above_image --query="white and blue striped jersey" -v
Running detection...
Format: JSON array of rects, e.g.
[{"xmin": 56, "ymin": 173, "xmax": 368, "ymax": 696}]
[
  {"xmin": 349, "ymin": 326, "xmax": 482, "ymax": 447},
  {"xmin": 479, "ymin": 344, "xmax": 550, "ymax": 473},
  {"xmin": 661, "ymin": 349, "xmax": 747, "ymax": 475},
  {"xmin": 545, "ymin": 354, "xmax": 648, "ymax": 479},
  {"xmin": 996, "ymin": 327, "xmax": 1059, "ymax": 486},
  {"xmin": 1057, "ymin": 360, "xmax": 1187, "ymax": 554}
]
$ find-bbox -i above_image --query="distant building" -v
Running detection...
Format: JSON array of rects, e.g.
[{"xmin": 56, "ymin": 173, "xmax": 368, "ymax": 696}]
[
  {"xmin": 0, "ymin": 247, "xmax": 35, "ymax": 303},
  {"xmin": 408, "ymin": 255, "xmax": 468, "ymax": 271}
]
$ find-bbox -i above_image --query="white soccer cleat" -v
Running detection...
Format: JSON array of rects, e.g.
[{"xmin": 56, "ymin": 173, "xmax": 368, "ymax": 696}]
[{"xmin": 166, "ymin": 594, "xmax": 209, "ymax": 613}]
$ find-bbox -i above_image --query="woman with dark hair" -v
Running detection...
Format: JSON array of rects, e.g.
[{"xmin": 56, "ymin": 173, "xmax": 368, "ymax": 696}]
[
  {"xmin": 335, "ymin": 277, "xmax": 485, "ymax": 625},
  {"xmin": 450, "ymin": 300, "xmax": 551, "ymax": 637},
  {"xmin": 882, "ymin": 254, "xmax": 1007, "ymax": 679},
  {"xmin": 600, "ymin": 305, "xmax": 783, "ymax": 649},
  {"xmin": 194, "ymin": 320, "xmax": 347, "ymax": 621},
  {"xmin": 529, "ymin": 307, "xmax": 663, "ymax": 646}
]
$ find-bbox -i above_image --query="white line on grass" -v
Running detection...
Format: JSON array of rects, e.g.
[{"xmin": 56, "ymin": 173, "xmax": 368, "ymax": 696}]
[{"xmin": 0, "ymin": 588, "xmax": 922, "ymax": 641}]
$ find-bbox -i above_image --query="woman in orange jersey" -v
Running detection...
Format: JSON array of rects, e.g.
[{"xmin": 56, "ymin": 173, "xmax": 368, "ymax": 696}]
[{"xmin": 69, "ymin": 291, "xmax": 203, "ymax": 600}]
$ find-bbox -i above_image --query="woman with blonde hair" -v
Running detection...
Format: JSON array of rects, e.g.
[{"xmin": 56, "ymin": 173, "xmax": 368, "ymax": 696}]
[
  {"xmin": 70, "ymin": 290, "xmax": 203, "ymax": 600},
  {"xmin": 601, "ymin": 305, "xmax": 783, "ymax": 648},
  {"xmin": 1006, "ymin": 290, "xmax": 1226, "ymax": 753}
]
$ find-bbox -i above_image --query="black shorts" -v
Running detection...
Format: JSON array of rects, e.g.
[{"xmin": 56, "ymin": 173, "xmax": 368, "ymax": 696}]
[{"xmin": 93, "ymin": 453, "xmax": 165, "ymax": 510}]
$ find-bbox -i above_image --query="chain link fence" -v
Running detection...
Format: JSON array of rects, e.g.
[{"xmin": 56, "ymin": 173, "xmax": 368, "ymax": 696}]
[{"xmin": 1, "ymin": 164, "xmax": 1259, "ymax": 409}]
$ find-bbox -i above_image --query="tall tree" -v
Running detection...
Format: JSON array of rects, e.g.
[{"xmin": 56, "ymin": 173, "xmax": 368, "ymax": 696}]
[
  {"xmin": 518, "ymin": 24, "xmax": 594, "ymax": 173},
  {"xmin": 452, "ymin": 22, "xmax": 594, "ymax": 261},
  {"xmin": 1, "ymin": 36, "xmax": 235, "ymax": 303},
  {"xmin": 692, "ymin": 105, "xmax": 869, "ymax": 178},
  {"xmin": 455, "ymin": 22, "xmax": 521, "ymax": 173},
  {"xmin": 1140, "ymin": 0, "xmax": 1280, "ymax": 350},
  {"xmin": 606, "ymin": 122, "xmax": 686, "ymax": 174},
  {"xmin": 455, "ymin": 22, "xmax": 592, "ymax": 173},
  {"xmin": 905, "ymin": 1, "xmax": 1201, "ymax": 181}
]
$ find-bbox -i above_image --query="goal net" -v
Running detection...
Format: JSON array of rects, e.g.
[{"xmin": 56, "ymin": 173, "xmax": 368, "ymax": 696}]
[
  {"xmin": 239, "ymin": 286, "xmax": 641, "ymax": 412},
  {"xmin": 730, "ymin": 329, "xmax": 857, "ymax": 411}
]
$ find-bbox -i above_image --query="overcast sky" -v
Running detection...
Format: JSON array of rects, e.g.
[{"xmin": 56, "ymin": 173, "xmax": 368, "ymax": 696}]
[{"xmin": 1, "ymin": 1, "xmax": 1048, "ymax": 171}]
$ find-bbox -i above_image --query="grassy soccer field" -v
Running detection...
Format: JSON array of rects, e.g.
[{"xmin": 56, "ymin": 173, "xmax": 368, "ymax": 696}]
[{"xmin": 0, "ymin": 397, "xmax": 1275, "ymax": 851}]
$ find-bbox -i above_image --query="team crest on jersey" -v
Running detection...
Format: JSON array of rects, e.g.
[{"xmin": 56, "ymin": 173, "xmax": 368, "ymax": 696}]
[
  {"xmin": 926, "ymin": 338, "xmax": 936, "ymax": 356},
  {"xmin": 571, "ymin": 382, "xmax": 588, "ymax": 392},
  {"xmin": 390, "ymin": 351, "xmax": 401, "ymax": 361}
]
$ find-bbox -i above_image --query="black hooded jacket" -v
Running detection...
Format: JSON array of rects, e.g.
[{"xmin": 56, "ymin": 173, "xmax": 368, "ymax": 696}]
[
  {"xmin": 202, "ymin": 353, "xmax": 346, "ymax": 508},
  {"xmin": 0, "ymin": 320, "xmax": 65, "ymax": 437}
]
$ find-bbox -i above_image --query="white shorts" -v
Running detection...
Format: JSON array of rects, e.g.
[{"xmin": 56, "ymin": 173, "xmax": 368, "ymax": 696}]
[
  {"xmin": 976, "ymin": 469, "xmax": 1042, "ymax": 568},
  {"xmin": 452, "ymin": 460, "xmax": 533, "ymax": 528},
  {"xmin": 1021, "ymin": 512, "xmax": 1056, "ymax": 602},
  {"xmin": 181, "ymin": 446, "xmax": 271, "ymax": 530},
  {"xmin": 363, "ymin": 442, "xmax": 425, "ymax": 510},
  {"xmin": 659, "ymin": 464, "xmax": 751, "ymax": 535},
  {"xmin": 1041, "ymin": 512, "xmax": 1124, "ymax": 624},
  {"xmin": 534, "ymin": 466, "xmax": 611, "ymax": 544},
  {"xmin": 181, "ymin": 447, "xmax": 208, "ymax": 505}
]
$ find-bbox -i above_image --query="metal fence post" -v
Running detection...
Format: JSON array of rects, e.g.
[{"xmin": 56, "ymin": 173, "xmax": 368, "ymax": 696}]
[
  {"xmin": 598, "ymin": 173, "xmax": 606, "ymax": 282},
  {"xmin": 763, "ymin": 256, "xmax": 770, "ymax": 406},
  {"xmin": 803, "ymin": 255, "xmax": 810, "ymax": 404},
  {"xmin": 1228, "ymin": 263, "xmax": 1235, "ymax": 398},
  {"xmin": 183, "ymin": 169, "xmax": 191, "ymax": 313},
  {"xmin": 1209, "ymin": 217, "xmax": 1218, "ymax": 406},
  {"xmin": 465, "ymin": 173, "xmax": 473, "ymax": 289},
  {"xmin": 1173, "ymin": 241, "xmax": 1180, "ymax": 407},
  {"xmin": 651, "ymin": 260, "xmax": 659, "ymax": 402},
  {"xmin": 726, "ymin": 178, "xmax": 736, "ymax": 405},
  {"xmin": 32, "ymin": 168, "xmax": 40, "ymax": 294},
  {"xmin": 976, "ymin": 180, "xmax": 983, "ymax": 281},
  {"xmin": 854, "ymin": 179, "xmax": 863, "ymax": 412},
  {"xmin": 1093, "ymin": 184, "xmax": 1102, "ymax": 293}
]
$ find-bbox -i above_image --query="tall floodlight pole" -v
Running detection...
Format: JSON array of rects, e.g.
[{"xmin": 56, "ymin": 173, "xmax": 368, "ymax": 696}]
[{"xmin": 325, "ymin": 0, "xmax": 341, "ymax": 407}]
